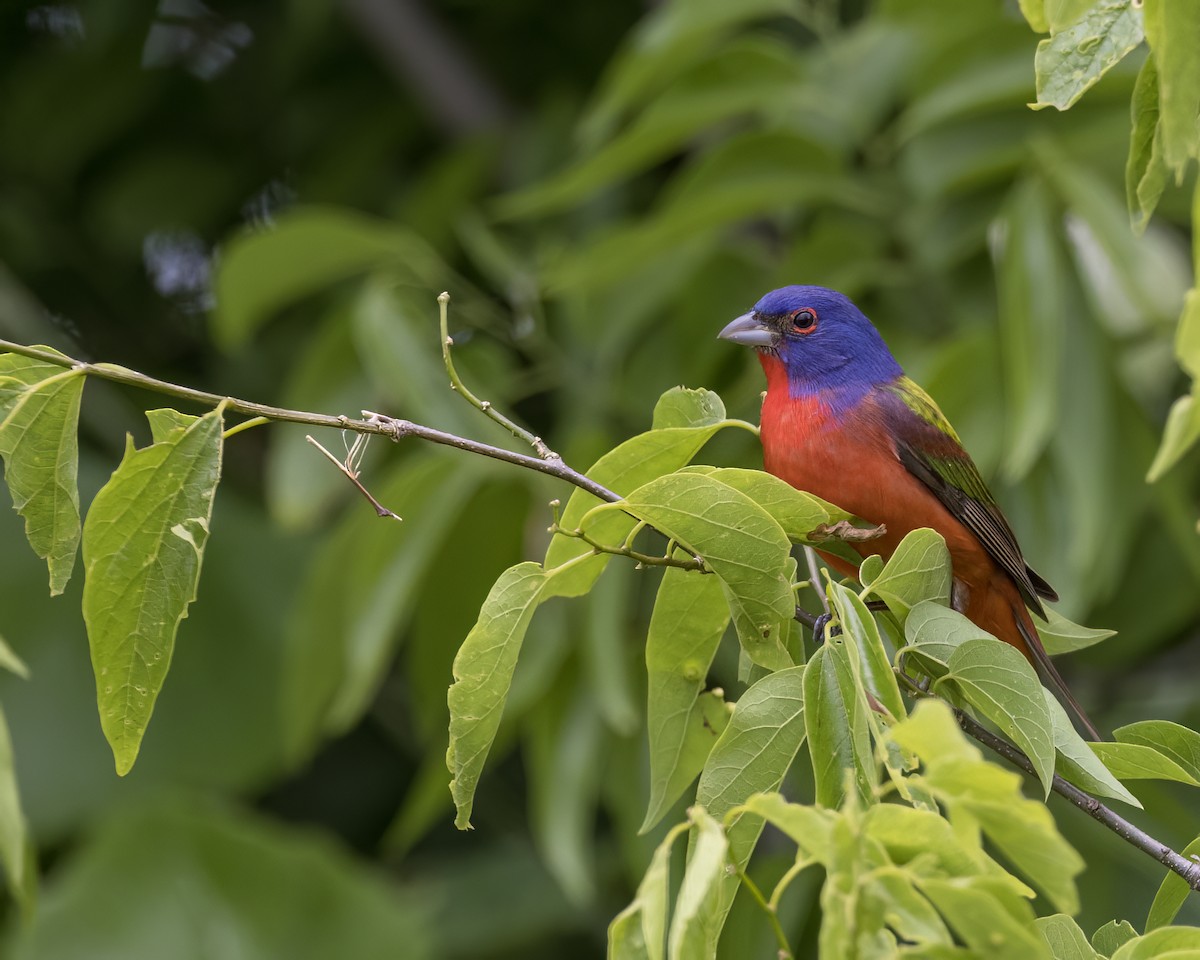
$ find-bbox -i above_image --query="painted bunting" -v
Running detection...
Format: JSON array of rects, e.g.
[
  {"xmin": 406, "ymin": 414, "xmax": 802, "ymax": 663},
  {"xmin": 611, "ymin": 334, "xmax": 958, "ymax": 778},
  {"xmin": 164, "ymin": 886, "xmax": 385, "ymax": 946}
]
[{"xmin": 720, "ymin": 284, "xmax": 1098, "ymax": 739}]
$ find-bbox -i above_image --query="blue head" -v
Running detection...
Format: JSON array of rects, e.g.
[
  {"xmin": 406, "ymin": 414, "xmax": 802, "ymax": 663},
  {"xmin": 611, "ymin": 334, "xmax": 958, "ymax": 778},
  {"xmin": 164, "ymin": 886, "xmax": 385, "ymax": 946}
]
[{"xmin": 719, "ymin": 285, "xmax": 903, "ymax": 400}]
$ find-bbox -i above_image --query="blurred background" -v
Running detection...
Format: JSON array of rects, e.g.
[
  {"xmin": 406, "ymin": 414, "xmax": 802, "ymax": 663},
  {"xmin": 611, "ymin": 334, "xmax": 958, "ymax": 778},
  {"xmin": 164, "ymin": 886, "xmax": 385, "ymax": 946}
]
[{"xmin": 1, "ymin": 0, "xmax": 1198, "ymax": 956}]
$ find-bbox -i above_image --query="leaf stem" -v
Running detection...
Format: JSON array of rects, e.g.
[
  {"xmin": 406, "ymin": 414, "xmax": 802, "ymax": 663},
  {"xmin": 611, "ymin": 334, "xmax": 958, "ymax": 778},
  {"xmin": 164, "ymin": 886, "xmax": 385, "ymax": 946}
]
[
  {"xmin": 438, "ymin": 291, "xmax": 559, "ymax": 460},
  {"xmin": 548, "ymin": 521, "xmax": 707, "ymax": 572},
  {"xmin": 731, "ymin": 861, "xmax": 793, "ymax": 959}
]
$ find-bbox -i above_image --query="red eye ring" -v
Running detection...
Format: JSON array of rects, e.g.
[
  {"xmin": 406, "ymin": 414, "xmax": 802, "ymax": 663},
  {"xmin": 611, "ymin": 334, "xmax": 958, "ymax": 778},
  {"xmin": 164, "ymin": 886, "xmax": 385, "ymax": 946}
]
[{"xmin": 790, "ymin": 307, "xmax": 818, "ymax": 334}]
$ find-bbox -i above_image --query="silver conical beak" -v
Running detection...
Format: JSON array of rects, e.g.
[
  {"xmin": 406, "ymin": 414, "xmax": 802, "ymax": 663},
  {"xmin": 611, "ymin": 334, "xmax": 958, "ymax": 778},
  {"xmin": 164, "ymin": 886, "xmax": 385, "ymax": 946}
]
[{"xmin": 718, "ymin": 312, "xmax": 775, "ymax": 347}]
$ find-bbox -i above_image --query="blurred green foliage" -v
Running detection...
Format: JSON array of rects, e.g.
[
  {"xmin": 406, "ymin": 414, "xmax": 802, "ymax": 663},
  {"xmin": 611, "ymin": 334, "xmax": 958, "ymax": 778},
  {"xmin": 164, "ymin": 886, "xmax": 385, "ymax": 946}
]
[{"xmin": 1, "ymin": 0, "xmax": 1199, "ymax": 956}]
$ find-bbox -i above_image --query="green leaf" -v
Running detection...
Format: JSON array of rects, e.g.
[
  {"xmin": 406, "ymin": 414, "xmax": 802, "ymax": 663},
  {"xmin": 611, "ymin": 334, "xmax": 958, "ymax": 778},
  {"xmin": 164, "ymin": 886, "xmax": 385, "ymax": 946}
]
[
  {"xmin": 935, "ymin": 637, "xmax": 1056, "ymax": 796},
  {"xmin": 1018, "ymin": 0, "xmax": 1048, "ymax": 32},
  {"xmin": 1146, "ymin": 382, "xmax": 1200, "ymax": 481},
  {"xmin": 1111, "ymin": 927, "xmax": 1200, "ymax": 960},
  {"xmin": 1047, "ymin": 691, "xmax": 1142, "ymax": 808},
  {"xmin": 446, "ymin": 561, "xmax": 547, "ymax": 829},
  {"xmin": 1033, "ymin": 1, "xmax": 1144, "ymax": 111},
  {"xmin": 609, "ymin": 821, "xmax": 689, "ymax": 960},
  {"xmin": 0, "ymin": 704, "xmax": 31, "ymax": 908},
  {"xmin": 683, "ymin": 466, "xmax": 851, "ymax": 544},
  {"xmin": 828, "ymin": 580, "xmax": 906, "ymax": 720},
  {"xmin": 652, "ymin": 387, "xmax": 728, "ymax": 430},
  {"xmin": 1036, "ymin": 607, "xmax": 1117, "ymax": 655},
  {"xmin": 544, "ymin": 390, "xmax": 745, "ymax": 597},
  {"xmin": 1092, "ymin": 921, "xmax": 1139, "ymax": 957},
  {"xmin": 902, "ymin": 602, "xmax": 992, "ymax": 677},
  {"xmin": 642, "ymin": 567, "xmax": 731, "ymax": 832},
  {"xmin": 1037, "ymin": 914, "xmax": 1103, "ymax": 959},
  {"xmin": 1126, "ymin": 55, "xmax": 1168, "ymax": 232},
  {"xmin": 740, "ymin": 792, "xmax": 836, "ymax": 865},
  {"xmin": 1142, "ymin": 0, "xmax": 1200, "ymax": 178},
  {"xmin": 859, "ymin": 554, "xmax": 884, "ymax": 587},
  {"xmin": 1085, "ymin": 741, "xmax": 1200, "ymax": 785},
  {"xmin": 1114, "ymin": 719, "xmax": 1200, "ymax": 781},
  {"xmin": 82, "ymin": 404, "xmax": 225, "ymax": 775},
  {"xmin": 695, "ymin": 666, "xmax": 807, "ymax": 818},
  {"xmin": 864, "ymin": 528, "xmax": 951, "ymax": 621},
  {"xmin": 620, "ymin": 473, "xmax": 795, "ymax": 670},
  {"xmin": 803, "ymin": 642, "xmax": 874, "ymax": 809},
  {"xmin": 1146, "ymin": 835, "xmax": 1200, "ymax": 931},
  {"xmin": 918, "ymin": 878, "xmax": 1051, "ymax": 960},
  {"xmin": 213, "ymin": 207, "xmax": 443, "ymax": 348},
  {"xmin": 0, "ymin": 352, "xmax": 84, "ymax": 595},
  {"xmin": 668, "ymin": 809, "xmax": 728, "ymax": 960}
]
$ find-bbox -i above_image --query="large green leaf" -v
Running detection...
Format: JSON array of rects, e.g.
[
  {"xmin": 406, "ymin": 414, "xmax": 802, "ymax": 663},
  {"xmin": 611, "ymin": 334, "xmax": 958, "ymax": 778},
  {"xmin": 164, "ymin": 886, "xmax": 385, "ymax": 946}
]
[
  {"xmin": 0, "ymin": 352, "xmax": 84, "ymax": 596},
  {"xmin": 902, "ymin": 601, "xmax": 992, "ymax": 678},
  {"xmin": 919, "ymin": 878, "xmax": 1051, "ymax": 960},
  {"xmin": 1113, "ymin": 719, "xmax": 1200, "ymax": 781},
  {"xmin": 683, "ymin": 466, "xmax": 849, "ymax": 544},
  {"xmin": 667, "ymin": 809, "xmax": 727, "ymax": 960},
  {"xmin": 446, "ymin": 561, "xmax": 548, "ymax": 829},
  {"xmin": 1147, "ymin": 381, "xmax": 1200, "ymax": 482},
  {"xmin": 1037, "ymin": 914, "xmax": 1103, "ymax": 960},
  {"xmin": 82, "ymin": 405, "xmax": 225, "ymax": 775},
  {"xmin": 1092, "ymin": 920, "xmax": 1139, "ymax": 957},
  {"xmin": 828, "ymin": 580, "xmax": 906, "ymax": 721},
  {"xmin": 1036, "ymin": 607, "xmax": 1117, "ymax": 655},
  {"xmin": 1112, "ymin": 927, "xmax": 1200, "ymax": 960},
  {"xmin": 804, "ymin": 642, "xmax": 874, "ymax": 809},
  {"xmin": 619, "ymin": 472, "xmax": 795, "ymax": 669},
  {"xmin": 1087, "ymin": 741, "xmax": 1200, "ymax": 785},
  {"xmin": 642, "ymin": 566, "xmax": 730, "ymax": 832},
  {"xmin": 1046, "ymin": 691, "xmax": 1141, "ymax": 807},
  {"xmin": 544, "ymin": 387, "xmax": 747, "ymax": 597},
  {"xmin": 1033, "ymin": 1, "xmax": 1144, "ymax": 110},
  {"xmin": 864, "ymin": 529, "xmax": 952, "ymax": 622},
  {"xmin": 935, "ymin": 638, "xmax": 1056, "ymax": 796}
]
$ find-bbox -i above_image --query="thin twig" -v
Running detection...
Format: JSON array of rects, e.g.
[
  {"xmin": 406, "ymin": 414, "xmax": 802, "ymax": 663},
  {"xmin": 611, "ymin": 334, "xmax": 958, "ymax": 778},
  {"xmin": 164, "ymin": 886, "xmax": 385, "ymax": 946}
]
[
  {"xmin": 730, "ymin": 860, "xmax": 793, "ymax": 960},
  {"xmin": 804, "ymin": 547, "xmax": 830, "ymax": 615},
  {"xmin": 894, "ymin": 671, "xmax": 1200, "ymax": 892},
  {"xmin": 548, "ymin": 520, "xmax": 707, "ymax": 572},
  {"xmin": 438, "ymin": 291, "xmax": 558, "ymax": 460},
  {"xmin": 0, "ymin": 339, "xmax": 619, "ymax": 504},
  {"xmin": 305, "ymin": 435, "xmax": 402, "ymax": 520}
]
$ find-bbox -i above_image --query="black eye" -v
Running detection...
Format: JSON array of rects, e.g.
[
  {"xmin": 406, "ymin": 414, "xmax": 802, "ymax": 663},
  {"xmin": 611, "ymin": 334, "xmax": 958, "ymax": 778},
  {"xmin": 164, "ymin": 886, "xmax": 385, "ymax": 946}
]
[{"xmin": 790, "ymin": 308, "xmax": 818, "ymax": 334}]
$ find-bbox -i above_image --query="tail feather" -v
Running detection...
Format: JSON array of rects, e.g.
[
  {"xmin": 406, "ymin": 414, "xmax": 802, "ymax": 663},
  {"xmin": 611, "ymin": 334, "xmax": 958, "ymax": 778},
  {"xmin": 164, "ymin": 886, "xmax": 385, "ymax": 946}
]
[{"xmin": 1015, "ymin": 605, "xmax": 1102, "ymax": 741}]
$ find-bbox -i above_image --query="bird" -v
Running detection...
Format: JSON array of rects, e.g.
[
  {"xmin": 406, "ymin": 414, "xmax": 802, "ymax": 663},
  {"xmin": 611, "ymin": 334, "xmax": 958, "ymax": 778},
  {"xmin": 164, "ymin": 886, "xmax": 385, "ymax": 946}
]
[{"xmin": 719, "ymin": 284, "xmax": 1098, "ymax": 739}]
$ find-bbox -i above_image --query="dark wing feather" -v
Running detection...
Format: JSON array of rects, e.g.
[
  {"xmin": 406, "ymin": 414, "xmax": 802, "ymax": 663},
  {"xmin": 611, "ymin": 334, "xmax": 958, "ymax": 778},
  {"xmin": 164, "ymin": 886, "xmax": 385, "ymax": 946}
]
[{"xmin": 882, "ymin": 378, "xmax": 1057, "ymax": 615}]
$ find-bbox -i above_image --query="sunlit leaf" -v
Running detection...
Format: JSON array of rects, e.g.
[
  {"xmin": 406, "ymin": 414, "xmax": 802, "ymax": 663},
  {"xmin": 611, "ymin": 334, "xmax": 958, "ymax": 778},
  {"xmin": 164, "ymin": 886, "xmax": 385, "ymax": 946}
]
[
  {"xmin": 918, "ymin": 878, "xmax": 1051, "ymax": 960},
  {"xmin": 1146, "ymin": 383, "xmax": 1200, "ymax": 481},
  {"xmin": 864, "ymin": 529, "xmax": 952, "ymax": 622},
  {"xmin": 1086, "ymin": 741, "xmax": 1200, "ymax": 785},
  {"xmin": 935, "ymin": 637, "xmax": 1056, "ymax": 796},
  {"xmin": 619, "ymin": 473, "xmax": 795, "ymax": 669},
  {"xmin": 82, "ymin": 404, "xmax": 224, "ymax": 775},
  {"xmin": 668, "ymin": 808, "xmax": 727, "ymax": 960},
  {"xmin": 902, "ymin": 602, "xmax": 992, "ymax": 678},
  {"xmin": 1111, "ymin": 926, "xmax": 1200, "ymax": 959},
  {"xmin": 0, "ymin": 351, "xmax": 84, "ymax": 595},
  {"xmin": 1114, "ymin": 719, "xmax": 1200, "ymax": 781}
]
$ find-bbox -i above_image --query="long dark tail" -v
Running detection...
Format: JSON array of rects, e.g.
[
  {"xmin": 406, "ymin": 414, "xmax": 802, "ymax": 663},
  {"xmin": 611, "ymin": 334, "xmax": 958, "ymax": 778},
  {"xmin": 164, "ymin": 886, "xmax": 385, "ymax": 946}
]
[{"xmin": 1015, "ymin": 605, "xmax": 1102, "ymax": 741}]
